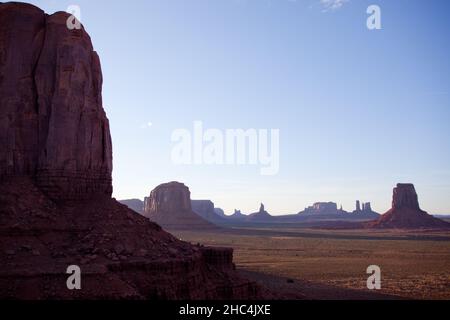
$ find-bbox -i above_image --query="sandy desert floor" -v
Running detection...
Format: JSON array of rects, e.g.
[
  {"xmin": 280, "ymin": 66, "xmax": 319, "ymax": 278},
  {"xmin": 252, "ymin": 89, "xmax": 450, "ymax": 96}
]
[{"xmin": 172, "ymin": 227, "xmax": 450, "ymax": 299}]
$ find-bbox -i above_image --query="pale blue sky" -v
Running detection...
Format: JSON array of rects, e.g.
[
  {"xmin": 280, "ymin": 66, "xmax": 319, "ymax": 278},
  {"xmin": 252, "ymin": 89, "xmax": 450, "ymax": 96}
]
[{"xmin": 28, "ymin": 0, "xmax": 450, "ymax": 214}]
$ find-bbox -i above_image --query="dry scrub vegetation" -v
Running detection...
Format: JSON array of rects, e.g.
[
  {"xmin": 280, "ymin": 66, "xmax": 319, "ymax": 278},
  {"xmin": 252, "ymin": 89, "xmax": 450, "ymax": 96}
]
[{"xmin": 174, "ymin": 228, "xmax": 450, "ymax": 299}]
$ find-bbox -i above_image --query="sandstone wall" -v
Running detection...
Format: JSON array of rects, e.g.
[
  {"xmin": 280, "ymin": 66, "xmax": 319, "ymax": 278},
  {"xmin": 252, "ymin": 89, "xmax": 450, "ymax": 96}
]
[{"xmin": 0, "ymin": 3, "xmax": 112, "ymax": 200}]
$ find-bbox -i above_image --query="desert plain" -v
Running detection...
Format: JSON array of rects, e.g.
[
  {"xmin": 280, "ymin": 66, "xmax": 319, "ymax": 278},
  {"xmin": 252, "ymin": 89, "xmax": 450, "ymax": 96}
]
[{"xmin": 173, "ymin": 227, "xmax": 450, "ymax": 299}]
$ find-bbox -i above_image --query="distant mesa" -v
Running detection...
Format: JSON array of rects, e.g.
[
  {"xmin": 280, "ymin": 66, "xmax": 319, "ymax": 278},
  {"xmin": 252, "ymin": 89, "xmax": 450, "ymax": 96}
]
[
  {"xmin": 229, "ymin": 209, "xmax": 246, "ymax": 220},
  {"xmin": 296, "ymin": 200, "xmax": 379, "ymax": 222},
  {"xmin": 119, "ymin": 183, "xmax": 450, "ymax": 230},
  {"xmin": 367, "ymin": 183, "xmax": 450, "ymax": 229},
  {"xmin": 300, "ymin": 202, "xmax": 339, "ymax": 215},
  {"xmin": 119, "ymin": 197, "xmax": 226, "ymax": 225},
  {"xmin": 191, "ymin": 199, "xmax": 227, "ymax": 224},
  {"xmin": 214, "ymin": 207, "xmax": 226, "ymax": 217},
  {"xmin": 143, "ymin": 182, "xmax": 218, "ymax": 230},
  {"xmin": 119, "ymin": 199, "xmax": 144, "ymax": 214}
]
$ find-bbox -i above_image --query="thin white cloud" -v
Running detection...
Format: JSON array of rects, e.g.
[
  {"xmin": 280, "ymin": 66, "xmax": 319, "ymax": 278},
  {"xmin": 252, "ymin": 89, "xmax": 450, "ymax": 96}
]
[{"xmin": 320, "ymin": 0, "xmax": 349, "ymax": 11}]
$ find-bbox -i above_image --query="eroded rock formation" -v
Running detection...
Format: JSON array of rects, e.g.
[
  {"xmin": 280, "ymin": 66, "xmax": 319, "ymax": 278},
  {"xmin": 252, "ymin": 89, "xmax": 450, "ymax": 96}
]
[
  {"xmin": 214, "ymin": 207, "xmax": 226, "ymax": 217},
  {"xmin": 119, "ymin": 199, "xmax": 144, "ymax": 214},
  {"xmin": 0, "ymin": 3, "xmax": 112, "ymax": 200},
  {"xmin": 191, "ymin": 199, "xmax": 227, "ymax": 224},
  {"xmin": 229, "ymin": 209, "xmax": 246, "ymax": 220},
  {"xmin": 0, "ymin": 3, "xmax": 265, "ymax": 299},
  {"xmin": 367, "ymin": 183, "xmax": 450, "ymax": 229},
  {"xmin": 246, "ymin": 203, "xmax": 273, "ymax": 222},
  {"xmin": 145, "ymin": 182, "xmax": 192, "ymax": 214},
  {"xmin": 301, "ymin": 202, "xmax": 338, "ymax": 215},
  {"xmin": 192, "ymin": 200, "xmax": 215, "ymax": 218},
  {"xmin": 144, "ymin": 182, "xmax": 218, "ymax": 230},
  {"xmin": 352, "ymin": 201, "xmax": 379, "ymax": 219},
  {"xmin": 391, "ymin": 184, "xmax": 420, "ymax": 209}
]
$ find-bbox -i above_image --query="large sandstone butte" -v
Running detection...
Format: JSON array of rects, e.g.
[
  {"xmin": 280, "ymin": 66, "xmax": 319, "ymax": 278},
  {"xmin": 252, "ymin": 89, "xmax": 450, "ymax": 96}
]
[
  {"xmin": 144, "ymin": 182, "xmax": 218, "ymax": 230},
  {"xmin": 367, "ymin": 183, "xmax": 450, "ymax": 229},
  {"xmin": 0, "ymin": 2, "xmax": 112, "ymax": 200},
  {"xmin": 0, "ymin": 3, "xmax": 266, "ymax": 299}
]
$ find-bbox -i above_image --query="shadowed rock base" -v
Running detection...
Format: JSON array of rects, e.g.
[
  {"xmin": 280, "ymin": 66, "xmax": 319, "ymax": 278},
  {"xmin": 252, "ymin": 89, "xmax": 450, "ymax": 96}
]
[{"xmin": 0, "ymin": 177, "xmax": 267, "ymax": 299}]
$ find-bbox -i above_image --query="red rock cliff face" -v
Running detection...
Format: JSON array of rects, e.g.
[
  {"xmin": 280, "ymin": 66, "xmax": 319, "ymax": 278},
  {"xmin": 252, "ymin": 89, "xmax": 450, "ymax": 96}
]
[
  {"xmin": 0, "ymin": 3, "xmax": 266, "ymax": 299},
  {"xmin": 391, "ymin": 183, "xmax": 419, "ymax": 210},
  {"xmin": 145, "ymin": 182, "xmax": 192, "ymax": 214},
  {"xmin": 0, "ymin": 3, "xmax": 112, "ymax": 200}
]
